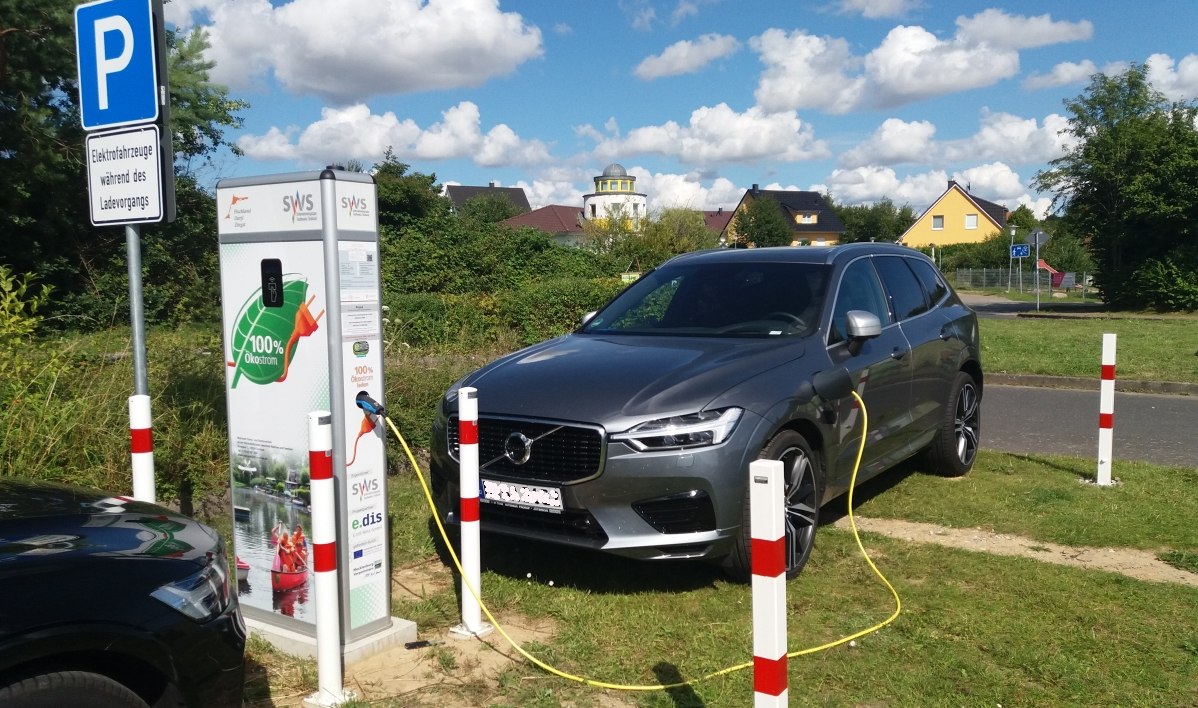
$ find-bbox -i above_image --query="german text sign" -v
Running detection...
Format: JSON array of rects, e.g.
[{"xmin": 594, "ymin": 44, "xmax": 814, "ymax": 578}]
[{"xmin": 86, "ymin": 125, "xmax": 163, "ymax": 225}]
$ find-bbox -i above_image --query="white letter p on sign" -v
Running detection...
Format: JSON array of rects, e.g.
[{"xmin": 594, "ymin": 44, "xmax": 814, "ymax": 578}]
[{"xmin": 94, "ymin": 15, "xmax": 134, "ymax": 110}]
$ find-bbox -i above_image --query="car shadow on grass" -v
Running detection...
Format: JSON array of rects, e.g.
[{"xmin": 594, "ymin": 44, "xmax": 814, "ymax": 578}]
[
  {"xmin": 426, "ymin": 519, "xmax": 730, "ymax": 595},
  {"xmin": 818, "ymin": 457, "xmax": 922, "ymax": 526}
]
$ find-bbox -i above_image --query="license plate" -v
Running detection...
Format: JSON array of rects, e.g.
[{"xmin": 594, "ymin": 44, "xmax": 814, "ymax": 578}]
[{"xmin": 479, "ymin": 479, "xmax": 563, "ymax": 514}]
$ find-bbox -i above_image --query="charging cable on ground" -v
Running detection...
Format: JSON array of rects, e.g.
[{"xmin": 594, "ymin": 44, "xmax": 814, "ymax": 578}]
[{"xmin": 377, "ymin": 390, "xmax": 900, "ymax": 692}]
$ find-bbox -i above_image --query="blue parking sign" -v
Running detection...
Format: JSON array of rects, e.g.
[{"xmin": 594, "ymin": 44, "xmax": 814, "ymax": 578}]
[{"xmin": 75, "ymin": 0, "xmax": 159, "ymax": 130}]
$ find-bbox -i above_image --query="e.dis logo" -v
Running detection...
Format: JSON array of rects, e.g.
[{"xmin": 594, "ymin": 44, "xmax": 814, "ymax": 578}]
[
  {"xmin": 282, "ymin": 192, "xmax": 315, "ymax": 222},
  {"xmin": 351, "ymin": 511, "xmax": 384, "ymax": 530}
]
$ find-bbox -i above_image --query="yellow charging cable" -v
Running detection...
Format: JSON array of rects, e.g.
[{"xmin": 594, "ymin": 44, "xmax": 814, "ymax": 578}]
[{"xmin": 383, "ymin": 389, "xmax": 899, "ymax": 691}]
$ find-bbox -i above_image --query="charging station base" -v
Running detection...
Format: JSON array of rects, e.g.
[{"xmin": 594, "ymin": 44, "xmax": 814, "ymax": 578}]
[{"xmin": 247, "ymin": 615, "xmax": 417, "ymax": 666}]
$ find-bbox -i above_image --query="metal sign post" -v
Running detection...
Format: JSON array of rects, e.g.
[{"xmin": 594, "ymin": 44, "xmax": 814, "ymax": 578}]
[{"xmin": 75, "ymin": 0, "xmax": 174, "ymax": 501}]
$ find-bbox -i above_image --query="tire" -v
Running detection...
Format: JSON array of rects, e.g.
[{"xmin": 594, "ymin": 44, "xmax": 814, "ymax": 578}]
[
  {"xmin": 726, "ymin": 430, "xmax": 823, "ymax": 581},
  {"xmin": 0, "ymin": 671, "xmax": 149, "ymax": 708},
  {"xmin": 922, "ymin": 371, "xmax": 981, "ymax": 477}
]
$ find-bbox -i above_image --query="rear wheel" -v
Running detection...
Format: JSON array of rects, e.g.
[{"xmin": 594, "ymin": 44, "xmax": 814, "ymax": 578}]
[
  {"xmin": 0, "ymin": 671, "xmax": 149, "ymax": 708},
  {"xmin": 726, "ymin": 430, "xmax": 823, "ymax": 581},
  {"xmin": 922, "ymin": 371, "xmax": 981, "ymax": 477}
]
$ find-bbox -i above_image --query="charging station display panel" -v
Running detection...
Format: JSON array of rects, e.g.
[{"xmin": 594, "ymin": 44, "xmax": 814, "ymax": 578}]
[
  {"xmin": 217, "ymin": 178, "xmax": 329, "ymax": 629},
  {"xmin": 335, "ymin": 237, "xmax": 389, "ymax": 630}
]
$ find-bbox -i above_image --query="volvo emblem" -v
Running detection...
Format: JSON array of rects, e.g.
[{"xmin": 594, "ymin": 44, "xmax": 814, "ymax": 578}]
[{"xmin": 504, "ymin": 432, "xmax": 533, "ymax": 465}]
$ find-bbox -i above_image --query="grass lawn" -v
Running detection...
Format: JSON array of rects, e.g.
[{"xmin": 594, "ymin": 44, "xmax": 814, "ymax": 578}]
[
  {"xmin": 979, "ymin": 317, "xmax": 1198, "ymax": 384},
  {"xmin": 243, "ymin": 447, "xmax": 1197, "ymax": 707}
]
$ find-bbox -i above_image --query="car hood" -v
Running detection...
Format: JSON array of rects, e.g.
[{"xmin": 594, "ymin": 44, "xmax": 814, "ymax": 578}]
[
  {"xmin": 0, "ymin": 477, "xmax": 220, "ymax": 564},
  {"xmin": 461, "ymin": 333, "xmax": 807, "ymax": 425}
]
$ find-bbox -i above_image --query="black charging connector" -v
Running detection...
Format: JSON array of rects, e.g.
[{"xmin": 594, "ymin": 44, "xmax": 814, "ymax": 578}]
[{"xmin": 355, "ymin": 391, "xmax": 385, "ymax": 416}]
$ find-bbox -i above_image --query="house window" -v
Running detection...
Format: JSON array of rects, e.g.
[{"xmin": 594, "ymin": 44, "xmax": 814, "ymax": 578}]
[
  {"xmin": 965, "ymin": 213, "xmax": 978, "ymax": 229},
  {"xmin": 590, "ymin": 204, "xmax": 597, "ymax": 217},
  {"xmin": 932, "ymin": 215, "xmax": 944, "ymax": 230}
]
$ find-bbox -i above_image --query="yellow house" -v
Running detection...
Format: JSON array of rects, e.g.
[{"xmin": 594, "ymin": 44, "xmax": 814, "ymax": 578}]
[{"xmin": 899, "ymin": 180, "xmax": 1008, "ymax": 247}]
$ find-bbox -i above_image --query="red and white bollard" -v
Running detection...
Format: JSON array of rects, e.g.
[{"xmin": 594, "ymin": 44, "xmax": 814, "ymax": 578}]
[
  {"xmin": 128, "ymin": 394, "xmax": 155, "ymax": 502},
  {"xmin": 749, "ymin": 458, "xmax": 788, "ymax": 706},
  {"xmin": 307, "ymin": 411, "xmax": 350, "ymax": 706},
  {"xmin": 1097, "ymin": 333, "xmax": 1117, "ymax": 486},
  {"xmin": 451, "ymin": 387, "xmax": 492, "ymax": 638}
]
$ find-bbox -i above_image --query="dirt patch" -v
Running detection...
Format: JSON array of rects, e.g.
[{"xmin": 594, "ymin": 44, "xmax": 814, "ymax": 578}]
[
  {"xmin": 342, "ymin": 612, "xmax": 570, "ymax": 706},
  {"xmin": 833, "ymin": 516, "xmax": 1198, "ymax": 587}
]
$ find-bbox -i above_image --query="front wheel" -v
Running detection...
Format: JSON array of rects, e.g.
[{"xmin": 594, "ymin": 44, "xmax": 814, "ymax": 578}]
[
  {"xmin": 921, "ymin": 371, "xmax": 981, "ymax": 477},
  {"xmin": 726, "ymin": 430, "xmax": 823, "ymax": 581},
  {"xmin": 0, "ymin": 671, "xmax": 150, "ymax": 708}
]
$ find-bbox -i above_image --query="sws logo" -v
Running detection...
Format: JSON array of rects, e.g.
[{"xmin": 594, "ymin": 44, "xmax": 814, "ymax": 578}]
[
  {"xmin": 341, "ymin": 195, "xmax": 370, "ymax": 214},
  {"xmin": 282, "ymin": 192, "xmax": 315, "ymax": 222},
  {"xmin": 351, "ymin": 479, "xmax": 379, "ymax": 499},
  {"xmin": 351, "ymin": 511, "xmax": 384, "ymax": 530}
]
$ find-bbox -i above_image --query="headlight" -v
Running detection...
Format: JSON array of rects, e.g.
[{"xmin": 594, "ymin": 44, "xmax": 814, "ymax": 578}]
[
  {"xmin": 151, "ymin": 550, "xmax": 233, "ymax": 622},
  {"xmin": 611, "ymin": 407, "xmax": 742, "ymax": 451}
]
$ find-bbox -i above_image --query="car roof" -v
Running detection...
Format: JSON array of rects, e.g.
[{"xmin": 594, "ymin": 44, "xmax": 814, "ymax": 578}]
[{"xmin": 662, "ymin": 243, "xmax": 927, "ymax": 268}]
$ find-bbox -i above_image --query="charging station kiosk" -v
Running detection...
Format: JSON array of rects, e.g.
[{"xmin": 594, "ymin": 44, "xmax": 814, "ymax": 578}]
[{"xmin": 216, "ymin": 169, "xmax": 413, "ymax": 658}]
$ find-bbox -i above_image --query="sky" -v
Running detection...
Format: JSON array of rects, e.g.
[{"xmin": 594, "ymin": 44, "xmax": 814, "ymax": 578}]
[{"xmin": 164, "ymin": 0, "xmax": 1198, "ymax": 218}]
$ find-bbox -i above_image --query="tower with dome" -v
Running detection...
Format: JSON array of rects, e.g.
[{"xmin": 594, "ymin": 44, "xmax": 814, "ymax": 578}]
[{"xmin": 582, "ymin": 163, "xmax": 648, "ymax": 231}]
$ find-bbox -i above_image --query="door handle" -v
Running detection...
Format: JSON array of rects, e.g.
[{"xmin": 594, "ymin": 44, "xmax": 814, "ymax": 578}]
[
  {"xmin": 940, "ymin": 326, "xmax": 952, "ymax": 341},
  {"xmin": 890, "ymin": 346, "xmax": 908, "ymax": 360}
]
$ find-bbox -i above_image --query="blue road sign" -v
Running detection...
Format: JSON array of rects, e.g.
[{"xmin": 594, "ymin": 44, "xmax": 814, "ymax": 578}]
[
  {"xmin": 1011, "ymin": 243, "xmax": 1030, "ymax": 258},
  {"xmin": 75, "ymin": 0, "xmax": 159, "ymax": 131}
]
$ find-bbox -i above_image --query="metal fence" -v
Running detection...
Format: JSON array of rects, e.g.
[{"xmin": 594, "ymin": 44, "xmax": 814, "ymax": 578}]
[{"xmin": 952, "ymin": 268, "xmax": 1091, "ymax": 294}]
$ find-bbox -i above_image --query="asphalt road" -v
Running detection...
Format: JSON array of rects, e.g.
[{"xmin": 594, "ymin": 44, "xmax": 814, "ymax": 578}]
[{"xmin": 982, "ymin": 384, "xmax": 1198, "ymax": 468}]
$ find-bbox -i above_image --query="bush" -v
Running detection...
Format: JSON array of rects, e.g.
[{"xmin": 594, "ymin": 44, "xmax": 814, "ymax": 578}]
[
  {"xmin": 384, "ymin": 292, "xmax": 500, "ymax": 349},
  {"xmin": 1132, "ymin": 255, "xmax": 1198, "ymax": 311},
  {"xmin": 498, "ymin": 277, "xmax": 624, "ymax": 345}
]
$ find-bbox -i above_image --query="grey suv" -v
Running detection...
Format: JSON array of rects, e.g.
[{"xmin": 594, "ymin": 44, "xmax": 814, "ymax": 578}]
[{"xmin": 431, "ymin": 243, "xmax": 982, "ymax": 579}]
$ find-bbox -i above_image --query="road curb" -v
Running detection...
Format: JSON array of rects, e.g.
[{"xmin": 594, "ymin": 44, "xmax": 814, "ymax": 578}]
[{"xmin": 989, "ymin": 373, "xmax": 1198, "ymax": 396}]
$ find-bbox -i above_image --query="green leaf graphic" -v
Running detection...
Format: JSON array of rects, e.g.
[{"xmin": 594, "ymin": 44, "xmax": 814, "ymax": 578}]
[{"xmin": 229, "ymin": 278, "xmax": 310, "ymax": 388}]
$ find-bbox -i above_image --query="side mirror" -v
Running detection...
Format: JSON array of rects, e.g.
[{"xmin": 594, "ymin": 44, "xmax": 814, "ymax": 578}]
[
  {"xmin": 845, "ymin": 310, "xmax": 881, "ymax": 339},
  {"xmin": 812, "ymin": 367, "xmax": 853, "ymax": 401},
  {"xmin": 845, "ymin": 310, "xmax": 881, "ymax": 356}
]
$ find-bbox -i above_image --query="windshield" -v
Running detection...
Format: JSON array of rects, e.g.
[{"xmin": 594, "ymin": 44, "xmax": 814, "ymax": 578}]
[{"xmin": 582, "ymin": 261, "xmax": 829, "ymax": 338}]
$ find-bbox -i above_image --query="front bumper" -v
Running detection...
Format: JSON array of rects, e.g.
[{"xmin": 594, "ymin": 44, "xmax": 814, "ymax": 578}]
[{"xmin": 429, "ymin": 410, "xmax": 768, "ymax": 562}]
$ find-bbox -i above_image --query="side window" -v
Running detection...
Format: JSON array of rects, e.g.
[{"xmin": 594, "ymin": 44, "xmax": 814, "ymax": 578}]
[
  {"xmin": 908, "ymin": 257, "xmax": 950, "ymax": 306},
  {"xmin": 829, "ymin": 259, "xmax": 890, "ymax": 344},
  {"xmin": 875, "ymin": 255, "xmax": 929, "ymax": 321}
]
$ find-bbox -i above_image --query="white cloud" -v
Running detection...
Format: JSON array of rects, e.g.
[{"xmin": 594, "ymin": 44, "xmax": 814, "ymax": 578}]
[
  {"xmin": 754, "ymin": 10, "xmax": 1093, "ymax": 114},
  {"xmin": 671, "ymin": 1, "xmax": 700, "ymax": 24},
  {"xmin": 751, "ymin": 29, "xmax": 865, "ymax": 114},
  {"xmin": 824, "ymin": 166, "xmax": 949, "ymax": 206},
  {"xmin": 834, "ymin": 0, "xmax": 921, "ymax": 19},
  {"xmin": 1146, "ymin": 53, "xmax": 1198, "ymax": 102},
  {"xmin": 588, "ymin": 103, "xmax": 829, "ymax": 163},
  {"xmin": 201, "ymin": 0, "xmax": 543, "ymax": 104},
  {"xmin": 515, "ymin": 179, "xmax": 585, "ymax": 210},
  {"xmin": 864, "ymin": 25, "xmax": 1020, "ymax": 108},
  {"xmin": 956, "ymin": 9, "xmax": 1092, "ymax": 50},
  {"xmin": 237, "ymin": 101, "xmax": 550, "ymax": 167},
  {"xmin": 634, "ymin": 34, "xmax": 741, "ymax": 80},
  {"xmin": 941, "ymin": 111, "xmax": 1076, "ymax": 165},
  {"xmin": 840, "ymin": 118, "xmax": 937, "ymax": 167},
  {"xmin": 635, "ymin": 171, "xmax": 744, "ymax": 211},
  {"xmin": 621, "ymin": 0, "xmax": 657, "ymax": 30},
  {"xmin": 1023, "ymin": 61, "xmax": 1098, "ymax": 90},
  {"xmin": 952, "ymin": 162, "xmax": 1026, "ymax": 201}
]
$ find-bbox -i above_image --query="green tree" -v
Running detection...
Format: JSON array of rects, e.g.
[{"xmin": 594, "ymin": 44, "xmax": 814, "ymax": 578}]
[
  {"xmin": 458, "ymin": 192, "xmax": 527, "ymax": 224},
  {"xmin": 729, "ymin": 195, "xmax": 792, "ymax": 247},
  {"xmin": 0, "ymin": 8, "xmax": 249, "ymax": 327},
  {"xmin": 835, "ymin": 198, "xmax": 917, "ymax": 243},
  {"xmin": 1034, "ymin": 64, "xmax": 1198, "ymax": 308},
  {"xmin": 373, "ymin": 148, "xmax": 448, "ymax": 232}
]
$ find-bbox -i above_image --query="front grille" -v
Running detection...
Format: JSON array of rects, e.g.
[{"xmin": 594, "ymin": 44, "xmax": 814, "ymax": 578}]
[
  {"xmin": 632, "ymin": 490, "xmax": 717, "ymax": 534},
  {"xmin": 481, "ymin": 503, "xmax": 608, "ymax": 542},
  {"xmin": 449, "ymin": 416, "xmax": 604, "ymax": 484}
]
